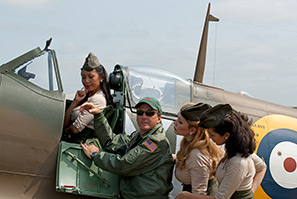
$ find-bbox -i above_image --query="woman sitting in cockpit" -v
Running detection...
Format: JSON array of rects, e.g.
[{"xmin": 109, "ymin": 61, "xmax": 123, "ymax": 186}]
[{"xmin": 63, "ymin": 52, "xmax": 112, "ymax": 143}]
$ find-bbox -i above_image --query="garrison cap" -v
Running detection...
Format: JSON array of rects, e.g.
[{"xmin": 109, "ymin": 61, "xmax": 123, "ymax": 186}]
[
  {"xmin": 136, "ymin": 97, "xmax": 162, "ymax": 114},
  {"xmin": 82, "ymin": 52, "xmax": 101, "ymax": 70},
  {"xmin": 181, "ymin": 103, "xmax": 212, "ymax": 121},
  {"xmin": 199, "ymin": 104, "xmax": 233, "ymax": 128}
]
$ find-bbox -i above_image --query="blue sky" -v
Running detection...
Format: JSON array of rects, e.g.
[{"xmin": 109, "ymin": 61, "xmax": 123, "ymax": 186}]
[{"xmin": 1, "ymin": 0, "xmax": 297, "ymax": 106}]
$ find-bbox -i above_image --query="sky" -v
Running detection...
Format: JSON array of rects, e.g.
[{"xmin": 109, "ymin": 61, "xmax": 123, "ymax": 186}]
[{"xmin": 1, "ymin": 0, "xmax": 297, "ymax": 107}]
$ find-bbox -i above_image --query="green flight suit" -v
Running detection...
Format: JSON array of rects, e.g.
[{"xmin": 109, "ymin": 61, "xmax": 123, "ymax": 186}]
[{"xmin": 92, "ymin": 112, "xmax": 174, "ymax": 199}]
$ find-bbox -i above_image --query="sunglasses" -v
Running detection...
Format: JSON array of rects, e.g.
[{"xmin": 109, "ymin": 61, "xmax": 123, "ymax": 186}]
[{"xmin": 136, "ymin": 110, "xmax": 156, "ymax": 117}]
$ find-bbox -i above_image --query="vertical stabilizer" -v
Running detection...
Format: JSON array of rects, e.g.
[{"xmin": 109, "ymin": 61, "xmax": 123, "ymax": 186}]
[{"xmin": 193, "ymin": 3, "xmax": 219, "ymax": 83}]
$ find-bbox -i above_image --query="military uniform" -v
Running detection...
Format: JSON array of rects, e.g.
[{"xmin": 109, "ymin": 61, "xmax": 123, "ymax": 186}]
[{"xmin": 92, "ymin": 112, "xmax": 174, "ymax": 199}]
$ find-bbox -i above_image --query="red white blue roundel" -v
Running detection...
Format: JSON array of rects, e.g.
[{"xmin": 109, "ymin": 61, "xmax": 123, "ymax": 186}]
[
  {"xmin": 270, "ymin": 141, "xmax": 297, "ymax": 189},
  {"xmin": 257, "ymin": 128, "xmax": 297, "ymax": 198}
]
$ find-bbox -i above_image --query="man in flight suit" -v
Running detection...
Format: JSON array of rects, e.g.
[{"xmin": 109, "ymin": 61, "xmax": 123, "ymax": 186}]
[{"xmin": 80, "ymin": 97, "xmax": 174, "ymax": 199}]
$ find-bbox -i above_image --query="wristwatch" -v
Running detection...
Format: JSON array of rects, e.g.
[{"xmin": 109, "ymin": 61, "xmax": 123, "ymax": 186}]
[{"xmin": 90, "ymin": 151, "xmax": 98, "ymax": 160}]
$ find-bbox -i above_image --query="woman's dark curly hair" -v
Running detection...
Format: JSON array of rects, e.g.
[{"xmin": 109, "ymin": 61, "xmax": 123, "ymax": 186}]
[{"xmin": 212, "ymin": 111, "xmax": 256, "ymax": 159}]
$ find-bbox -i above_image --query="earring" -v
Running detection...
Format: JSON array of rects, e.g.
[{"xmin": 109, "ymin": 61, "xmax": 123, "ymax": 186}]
[
  {"xmin": 225, "ymin": 137, "xmax": 228, "ymax": 140},
  {"xmin": 189, "ymin": 132, "xmax": 193, "ymax": 135}
]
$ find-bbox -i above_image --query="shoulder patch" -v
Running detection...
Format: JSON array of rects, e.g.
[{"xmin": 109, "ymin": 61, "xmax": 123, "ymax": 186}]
[{"xmin": 143, "ymin": 138, "xmax": 158, "ymax": 152}]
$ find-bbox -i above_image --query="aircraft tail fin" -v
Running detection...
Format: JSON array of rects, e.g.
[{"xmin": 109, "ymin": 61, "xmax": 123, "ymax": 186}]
[{"xmin": 193, "ymin": 3, "xmax": 219, "ymax": 83}]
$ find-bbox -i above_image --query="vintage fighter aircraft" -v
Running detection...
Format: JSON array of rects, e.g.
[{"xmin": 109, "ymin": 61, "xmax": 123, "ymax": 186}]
[{"xmin": 0, "ymin": 3, "xmax": 297, "ymax": 199}]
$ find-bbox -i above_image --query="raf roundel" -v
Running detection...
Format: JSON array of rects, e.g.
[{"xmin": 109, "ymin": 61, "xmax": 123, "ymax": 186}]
[
  {"xmin": 253, "ymin": 115, "xmax": 297, "ymax": 199},
  {"xmin": 257, "ymin": 128, "xmax": 297, "ymax": 198},
  {"xmin": 269, "ymin": 141, "xmax": 297, "ymax": 189}
]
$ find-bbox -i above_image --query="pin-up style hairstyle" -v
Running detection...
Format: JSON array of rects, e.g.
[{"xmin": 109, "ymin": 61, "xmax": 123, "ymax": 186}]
[
  {"xmin": 199, "ymin": 104, "xmax": 256, "ymax": 159},
  {"xmin": 176, "ymin": 103, "xmax": 223, "ymax": 176}
]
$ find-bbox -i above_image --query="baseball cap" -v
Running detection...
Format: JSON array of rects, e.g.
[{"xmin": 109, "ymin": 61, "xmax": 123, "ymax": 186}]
[{"xmin": 135, "ymin": 97, "xmax": 162, "ymax": 114}]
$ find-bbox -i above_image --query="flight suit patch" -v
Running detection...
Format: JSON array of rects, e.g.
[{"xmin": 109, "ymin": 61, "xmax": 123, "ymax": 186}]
[{"xmin": 143, "ymin": 138, "xmax": 158, "ymax": 152}]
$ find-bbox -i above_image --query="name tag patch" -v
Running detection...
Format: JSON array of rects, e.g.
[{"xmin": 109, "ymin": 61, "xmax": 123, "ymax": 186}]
[{"xmin": 143, "ymin": 138, "xmax": 158, "ymax": 152}]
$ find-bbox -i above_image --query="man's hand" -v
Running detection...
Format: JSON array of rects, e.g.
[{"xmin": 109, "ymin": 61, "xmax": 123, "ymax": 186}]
[
  {"xmin": 176, "ymin": 191, "xmax": 190, "ymax": 199},
  {"xmin": 80, "ymin": 143, "xmax": 99, "ymax": 159},
  {"xmin": 80, "ymin": 102, "xmax": 101, "ymax": 115}
]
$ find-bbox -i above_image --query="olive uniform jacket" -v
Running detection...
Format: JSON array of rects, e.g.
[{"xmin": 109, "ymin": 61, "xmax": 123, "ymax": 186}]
[{"xmin": 92, "ymin": 112, "xmax": 174, "ymax": 199}]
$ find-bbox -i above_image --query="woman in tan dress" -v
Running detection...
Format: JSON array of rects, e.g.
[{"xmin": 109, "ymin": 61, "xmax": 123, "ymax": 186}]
[
  {"xmin": 174, "ymin": 103, "xmax": 223, "ymax": 196},
  {"xmin": 176, "ymin": 104, "xmax": 266, "ymax": 199}
]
